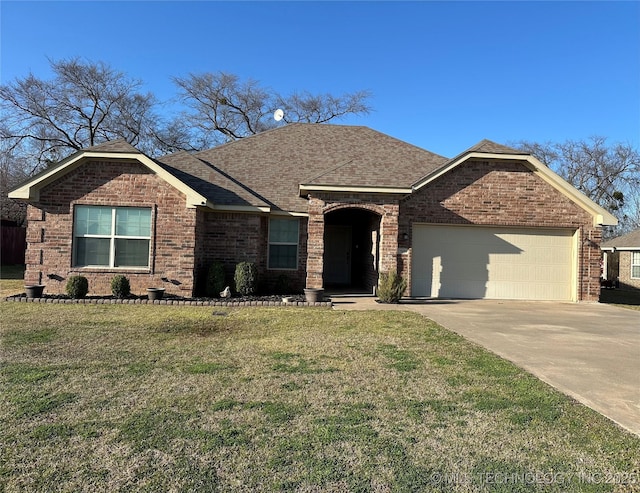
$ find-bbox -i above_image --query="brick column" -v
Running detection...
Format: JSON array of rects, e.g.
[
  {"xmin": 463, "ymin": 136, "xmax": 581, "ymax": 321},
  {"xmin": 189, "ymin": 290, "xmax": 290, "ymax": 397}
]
[
  {"xmin": 379, "ymin": 204, "xmax": 399, "ymax": 275},
  {"xmin": 580, "ymin": 226, "xmax": 602, "ymax": 302},
  {"xmin": 305, "ymin": 196, "xmax": 325, "ymax": 289},
  {"xmin": 24, "ymin": 205, "xmax": 45, "ymax": 286}
]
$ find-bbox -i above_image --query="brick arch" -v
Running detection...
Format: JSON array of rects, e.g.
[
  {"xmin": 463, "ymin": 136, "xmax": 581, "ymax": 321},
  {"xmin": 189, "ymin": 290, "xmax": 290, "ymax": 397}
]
[{"xmin": 322, "ymin": 203, "xmax": 385, "ymax": 217}]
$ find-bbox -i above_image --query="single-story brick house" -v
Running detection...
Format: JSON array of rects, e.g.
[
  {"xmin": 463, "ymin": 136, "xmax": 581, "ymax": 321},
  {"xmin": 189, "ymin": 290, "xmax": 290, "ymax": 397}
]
[
  {"xmin": 9, "ymin": 123, "xmax": 617, "ymax": 301},
  {"xmin": 601, "ymin": 228, "xmax": 640, "ymax": 291}
]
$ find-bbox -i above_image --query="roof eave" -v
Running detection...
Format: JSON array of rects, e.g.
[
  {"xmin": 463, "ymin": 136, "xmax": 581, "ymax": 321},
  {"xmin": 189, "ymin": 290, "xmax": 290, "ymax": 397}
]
[
  {"xmin": 601, "ymin": 246, "xmax": 639, "ymax": 251},
  {"xmin": 205, "ymin": 204, "xmax": 271, "ymax": 213},
  {"xmin": 299, "ymin": 184, "xmax": 413, "ymax": 196}
]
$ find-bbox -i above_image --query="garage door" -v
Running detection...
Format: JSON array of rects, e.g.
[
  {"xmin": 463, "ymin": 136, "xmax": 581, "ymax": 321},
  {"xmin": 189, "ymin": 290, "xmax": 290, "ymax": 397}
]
[{"xmin": 411, "ymin": 225, "xmax": 575, "ymax": 300}]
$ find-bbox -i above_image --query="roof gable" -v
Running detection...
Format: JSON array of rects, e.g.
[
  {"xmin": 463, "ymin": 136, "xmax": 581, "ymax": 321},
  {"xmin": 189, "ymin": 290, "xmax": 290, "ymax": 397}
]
[
  {"xmin": 9, "ymin": 141, "xmax": 210, "ymax": 208},
  {"xmin": 412, "ymin": 139, "xmax": 618, "ymax": 227}
]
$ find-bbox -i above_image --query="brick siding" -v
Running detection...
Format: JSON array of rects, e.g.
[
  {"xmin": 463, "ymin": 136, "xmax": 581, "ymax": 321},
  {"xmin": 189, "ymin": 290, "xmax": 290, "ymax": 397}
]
[
  {"xmin": 399, "ymin": 159, "xmax": 603, "ymax": 301},
  {"xmin": 306, "ymin": 193, "xmax": 399, "ymax": 289},
  {"xmin": 193, "ymin": 211, "xmax": 308, "ymax": 295},
  {"xmin": 24, "ymin": 160, "xmax": 197, "ymax": 296}
]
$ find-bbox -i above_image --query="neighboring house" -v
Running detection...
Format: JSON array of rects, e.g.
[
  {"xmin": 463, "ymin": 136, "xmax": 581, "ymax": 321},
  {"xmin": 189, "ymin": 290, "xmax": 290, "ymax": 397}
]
[
  {"xmin": 601, "ymin": 228, "xmax": 640, "ymax": 291},
  {"xmin": 8, "ymin": 123, "xmax": 617, "ymax": 301}
]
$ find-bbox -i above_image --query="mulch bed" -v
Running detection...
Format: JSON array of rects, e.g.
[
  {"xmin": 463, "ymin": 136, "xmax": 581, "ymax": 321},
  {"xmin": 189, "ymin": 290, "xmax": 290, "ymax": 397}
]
[{"xmin": 3, "ymin": 293, "xmax": 331, "ymax": 307}]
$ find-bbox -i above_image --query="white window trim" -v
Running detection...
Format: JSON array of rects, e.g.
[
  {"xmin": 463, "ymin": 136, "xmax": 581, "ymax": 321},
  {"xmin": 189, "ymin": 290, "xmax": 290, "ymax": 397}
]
[
  {"xmin": 73, "ymin": 206, "xmax": 152, "ymax": 269},
  {"xmin": 268, "ymin": 217, "xmax": 299, "ymax": 270},
  {"xmin": 632, "ymin": 251, "xmax": 640, "ymax": 279}
]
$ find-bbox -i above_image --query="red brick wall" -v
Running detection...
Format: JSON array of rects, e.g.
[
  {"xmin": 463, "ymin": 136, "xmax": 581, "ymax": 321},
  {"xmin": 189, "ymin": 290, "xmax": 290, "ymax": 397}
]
[
  {"xmin": 306, "ymin": 193, "xmax": 399, "ymax": 289},
  {"xmin": 194, "ymin": 210, "xmax": 308, "ymax": 294},
  {"xmin": 24, "ymin": 160, "xmax": 197, "ymax": 296},
  {"xmin": 399, "ymin": 159, "xmax": 603, "ymax": 301}
]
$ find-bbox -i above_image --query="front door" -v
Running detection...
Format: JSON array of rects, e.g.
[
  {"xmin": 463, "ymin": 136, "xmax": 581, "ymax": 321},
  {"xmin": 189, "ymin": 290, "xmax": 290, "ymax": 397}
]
[{"xmin": 324, "ymin": 225, "xmax": 352, "ymax": 285}]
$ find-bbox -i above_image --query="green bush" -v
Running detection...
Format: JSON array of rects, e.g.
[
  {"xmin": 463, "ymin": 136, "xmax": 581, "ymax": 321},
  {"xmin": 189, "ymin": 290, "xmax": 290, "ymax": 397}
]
[
  {"xmin": 377, "ymin": 271, "xmax": 407, "ymax": 304},
  {"xmin": 206, "ymin": 261, "xmax": 226, "ymax": 297},
  {"xmin": 111, "ymin": 275, "xmax": 131, "ymax": 298},
  {"xmin": 234, "ymin": 262, "xmax": 258, "ymax": 296},
  {"xmin": 66, "ymin": 275, "xmax": 89, "ymax": 299}
]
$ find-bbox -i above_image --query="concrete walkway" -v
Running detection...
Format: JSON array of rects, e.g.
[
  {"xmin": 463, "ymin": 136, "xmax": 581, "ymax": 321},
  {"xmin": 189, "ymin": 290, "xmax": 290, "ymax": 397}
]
[{"xmin": 331, "ymin": 296, "xmax": 640, "ymax": 437}]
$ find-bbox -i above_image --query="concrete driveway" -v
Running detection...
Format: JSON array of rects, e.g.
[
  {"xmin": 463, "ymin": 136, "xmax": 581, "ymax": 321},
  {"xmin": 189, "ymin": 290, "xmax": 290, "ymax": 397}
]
[{"xmin": 331, "ymin": 297, "xmax": 640, "ymax": 436}]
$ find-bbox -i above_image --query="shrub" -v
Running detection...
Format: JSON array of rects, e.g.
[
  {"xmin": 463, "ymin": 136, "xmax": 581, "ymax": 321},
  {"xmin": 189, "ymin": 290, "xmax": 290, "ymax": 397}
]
[
  {"xmin": 111, "ymin": 275, "xmax": 131, "ymax": 298},
  {"xmin": 66, "ymin": 275, "xmax": 89, "ymax": 299},
  {"xmin": 206, "ymin": 261, "xmax": 226, "ymax": 297},
  {"xmin": 377, "ymin": 271, "xmax": 407, "ymax": 304},
  {"xmin": 234, "ymin": 262, "xmax": 258, "ymax": 296}
]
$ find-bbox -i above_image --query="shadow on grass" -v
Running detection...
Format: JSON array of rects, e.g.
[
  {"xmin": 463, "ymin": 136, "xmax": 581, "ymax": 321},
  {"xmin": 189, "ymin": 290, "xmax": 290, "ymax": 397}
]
[
  {"xmin": 1, "ymin": 264, "xmax": 25, "ymax": 280},
  {"xmin": 599, "ymin": 288, "xmax": 640, "ymax": 306}
]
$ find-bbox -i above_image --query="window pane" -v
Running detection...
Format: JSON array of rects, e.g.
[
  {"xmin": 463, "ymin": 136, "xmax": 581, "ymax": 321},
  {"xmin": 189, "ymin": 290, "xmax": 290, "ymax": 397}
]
[
  {"xmin": 75, "ymin": 237, "xmax": 110, "ymax": 266},
  {"xmin": 633, "ymin": 266, "xmax": 640, "ymax": 278},
  {"xmin": 269, "ymin": 244, "xmax": 297, "ymax": 269},
  {"xmin": 269, "ymin": 218, "xmax": 299, "ymax": 243},
  {"xmin": 116, "ymin": 208, "xmax": 151, "ymax": 237},
  {"xmin": 115, "ymin": 239, "xmax": 150, "ymax": 267},
  {"xmin": 74, "ymin": 206, "xmax": 112, "ymax": 236}
]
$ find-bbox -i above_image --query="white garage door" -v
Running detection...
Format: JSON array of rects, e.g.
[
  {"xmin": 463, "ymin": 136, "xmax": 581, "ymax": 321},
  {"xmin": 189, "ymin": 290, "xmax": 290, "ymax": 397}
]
[{"xmin": 412, "ymin": 225, "xmax": 575, "ymax": 301}]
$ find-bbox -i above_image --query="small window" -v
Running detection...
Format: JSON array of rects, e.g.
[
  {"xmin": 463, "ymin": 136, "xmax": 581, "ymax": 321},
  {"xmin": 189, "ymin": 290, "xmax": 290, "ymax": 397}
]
[
  {"xmin": 73, "ymin": 206, "xmax": 151, "ymax": 268},
  {"xmin": 632, "ymin": 251, "xmax": 640, "ymax": 279},
  {"xmin": 268, "ymin": 217, "xmax": 299, "ymax": 270}
]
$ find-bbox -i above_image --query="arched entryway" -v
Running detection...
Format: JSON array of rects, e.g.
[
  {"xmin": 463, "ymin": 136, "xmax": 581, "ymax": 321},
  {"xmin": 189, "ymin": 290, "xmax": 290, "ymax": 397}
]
[{"xmin": 323, "ymin": 208, "xmax": 381, "ymax": 293}]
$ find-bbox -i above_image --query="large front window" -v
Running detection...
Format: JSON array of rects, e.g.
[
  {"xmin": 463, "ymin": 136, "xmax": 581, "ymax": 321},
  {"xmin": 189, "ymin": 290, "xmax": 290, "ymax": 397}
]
[
  {"xmin": 73, "ymin": 206, "xmax": 151, "ymax": 268},
  {"xmin": 268, "ymin": 217, "xmax": 299, "ymax": 270}
]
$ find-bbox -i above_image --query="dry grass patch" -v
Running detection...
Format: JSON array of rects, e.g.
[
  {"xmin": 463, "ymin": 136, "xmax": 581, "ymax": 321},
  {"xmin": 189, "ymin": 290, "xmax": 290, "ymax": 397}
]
[{"xmin": 1, "ymin": 303, "xmax": 639, "ymax": 492}]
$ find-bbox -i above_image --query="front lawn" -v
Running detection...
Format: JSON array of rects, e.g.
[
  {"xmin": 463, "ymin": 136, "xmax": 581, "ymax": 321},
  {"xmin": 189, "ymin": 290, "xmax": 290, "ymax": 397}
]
[
  {"xmin": 1, "ymin": 304, "xmax": 638, "ymax": 492},
  {"xmin": 0, "ymin": 264, "xmax": 24, "ymax": 298}
]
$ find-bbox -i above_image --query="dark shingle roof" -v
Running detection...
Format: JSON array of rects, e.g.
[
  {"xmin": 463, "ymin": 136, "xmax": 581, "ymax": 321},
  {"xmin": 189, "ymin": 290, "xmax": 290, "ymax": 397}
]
[
  {"xmin": 602, "ymin": 228, "xmax": 640, "ymax": 249},
  {"xmin": 463, "ymin": 139, "xmax": 527, "ymax": 155},
  {"xmin": 85, "ymin": 139, "xmax": 142, "ymax": 154},
  {"xmin": 157, "ymin": 152, "xmax": 269, "ymax": 209},
  {"xmin": 192, "ymin": 123, "xmax": 448, "ymax": 212}
]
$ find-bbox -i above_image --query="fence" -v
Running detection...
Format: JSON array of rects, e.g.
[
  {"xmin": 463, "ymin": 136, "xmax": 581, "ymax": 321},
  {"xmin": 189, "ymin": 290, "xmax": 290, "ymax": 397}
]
[{"xmin": 1, "ymin": 226, "xmax": 26, "ymax": 265}]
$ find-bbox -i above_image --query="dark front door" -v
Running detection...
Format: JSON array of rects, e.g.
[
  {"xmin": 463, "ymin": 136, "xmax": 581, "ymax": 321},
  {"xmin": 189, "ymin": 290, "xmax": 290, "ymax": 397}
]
[{"xmin": 324, "ymin": 225, "xmax": 352, "ymax": 285}]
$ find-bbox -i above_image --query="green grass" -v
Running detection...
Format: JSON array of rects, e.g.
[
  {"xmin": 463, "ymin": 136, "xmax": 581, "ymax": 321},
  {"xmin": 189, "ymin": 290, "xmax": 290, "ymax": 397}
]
[
  {"xmin": 1, "ymin": 303, "xmax": 638, "ymax": 492},
  {"xmin": 0, "ymin": 264, "xmax": 24, "ymax": 298}
]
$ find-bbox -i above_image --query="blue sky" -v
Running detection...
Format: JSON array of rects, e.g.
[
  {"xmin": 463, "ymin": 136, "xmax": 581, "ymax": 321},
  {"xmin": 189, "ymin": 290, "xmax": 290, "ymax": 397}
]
[{"xmin": 1, "ymin": 1, "xmax": 639, "ymax": 158}]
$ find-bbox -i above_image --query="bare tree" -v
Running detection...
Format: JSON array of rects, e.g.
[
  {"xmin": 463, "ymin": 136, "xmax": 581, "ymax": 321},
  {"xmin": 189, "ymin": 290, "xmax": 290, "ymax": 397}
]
[
  {"xmin": 0, "ymin": 139, "xmax": 29, "ymax": 225},
  {"xmin": 0, "ymin": 58, "xmax": 158, "ymax": 168},
  {"xmin": 513, "ymin": 137, "xmax": 640, "ymax": 235},
  {"xmin": 164, "ymin": 71, "xmax": 372, "ymax": 151}
]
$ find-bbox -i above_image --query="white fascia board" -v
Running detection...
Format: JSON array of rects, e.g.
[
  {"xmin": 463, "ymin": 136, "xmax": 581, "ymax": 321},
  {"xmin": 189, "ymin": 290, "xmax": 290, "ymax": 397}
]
[
  {"xmin": 207, "ymin": 204, "xmax": 271, "ymax": 213},
  {"xmin": 8, "ymin": 151, "xmax": 210, "ymax": 209},
  {"xmin": 601, "ymin": 246, "xmax": 639, "ymax": 251},
  {"xmin": 525, "ymin": 157, "xmax": 618, "ymax": 226},
  {"xmin": 412, "ymin": 152, "xmax": 618, "ymax": 227},
  {"xmin": 299, "ymin": 184, "xmax": 412, "ymax": 195},
  {"xmin": 270, "ymin": 210, "xmax": 309, "ymax": 218}
]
